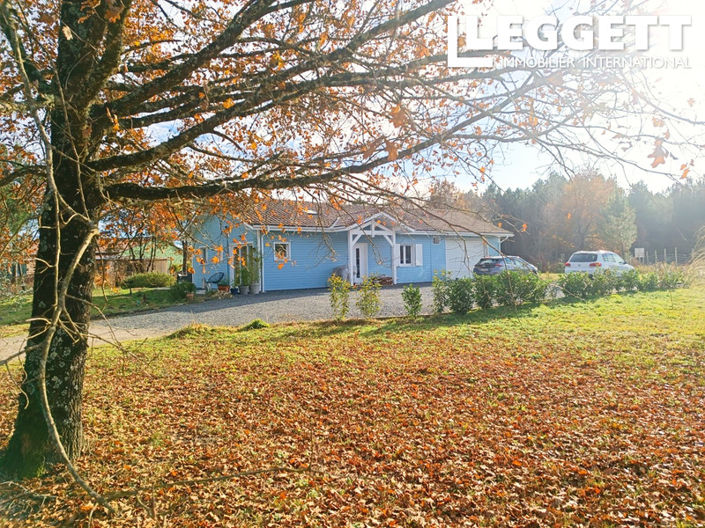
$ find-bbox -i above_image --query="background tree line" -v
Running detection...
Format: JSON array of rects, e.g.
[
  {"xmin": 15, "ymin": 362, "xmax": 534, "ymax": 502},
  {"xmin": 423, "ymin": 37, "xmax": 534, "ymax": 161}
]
[{"xmin": 429, "ymin": 173, "xmax": 705, "ymax": 270}]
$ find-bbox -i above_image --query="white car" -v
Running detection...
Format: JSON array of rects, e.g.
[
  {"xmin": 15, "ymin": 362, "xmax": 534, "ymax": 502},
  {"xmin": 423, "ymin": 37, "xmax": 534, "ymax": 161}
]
[{"xmin": 564, "ymin": 250, "xmax": 634, "ymax": 275}]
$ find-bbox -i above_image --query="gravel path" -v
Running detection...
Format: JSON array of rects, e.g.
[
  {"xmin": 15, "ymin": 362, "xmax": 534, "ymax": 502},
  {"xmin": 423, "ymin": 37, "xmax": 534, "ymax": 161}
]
[{"xmin": 0, "ymin": 285, "xmax": 435, "ymax": 362}]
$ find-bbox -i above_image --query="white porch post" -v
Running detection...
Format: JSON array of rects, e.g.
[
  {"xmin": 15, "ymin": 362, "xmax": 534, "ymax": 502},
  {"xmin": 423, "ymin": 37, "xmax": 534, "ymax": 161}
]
[
  {"xmin": 225, "ymin": 236, "xmax": 233, "ymax": 286},
  {"xmin": 258, "ymin": 231, "xmax": 264, "ymax": 292},
  {"xmin": 391, "ymin": 231, "xmax": 397, "ymax": 285},
  {"xmin": 347, "ymin": 230, "xmax": 354, "ymax": 283}
]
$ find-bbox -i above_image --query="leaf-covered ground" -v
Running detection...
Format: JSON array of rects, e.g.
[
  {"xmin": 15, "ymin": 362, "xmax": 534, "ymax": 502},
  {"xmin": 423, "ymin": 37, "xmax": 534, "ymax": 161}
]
[{"xmin": 1, "ymin": 288, "xmax": 704, "ymax": 527}]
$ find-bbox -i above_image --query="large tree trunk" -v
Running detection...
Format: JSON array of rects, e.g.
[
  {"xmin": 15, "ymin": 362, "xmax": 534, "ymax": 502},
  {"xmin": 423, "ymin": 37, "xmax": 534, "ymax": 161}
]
[
  {"xmin": 2, "ymin": 24, "xmax": 103, "ymax": 474},
  {"xmin": 1, "ymin": 167, "xmax": 100, "ymax": 477}
]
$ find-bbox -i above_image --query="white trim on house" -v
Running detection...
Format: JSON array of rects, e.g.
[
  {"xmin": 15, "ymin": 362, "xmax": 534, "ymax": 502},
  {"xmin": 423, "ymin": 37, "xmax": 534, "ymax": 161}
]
[
  {"xmin": 273, "ymin": 241, "xmax": 291, "ymax": 262},
  {"xmin": 346, "ymin": 216, "xmax": 397, "ymax": 283},
  {"xmin": 395, "ymin": 243, "xmax": 424, "ymax": 268},
  {"xmin": 398, "ymin": 244, "xmax": 413, "ymax": 266},
  {"xmin": 199, "ymin": 212, "xmax": 512, "ymax": 291},
  {"xmin": 251, "ymin": 223, "xmax": 511, "ymax": 238}
]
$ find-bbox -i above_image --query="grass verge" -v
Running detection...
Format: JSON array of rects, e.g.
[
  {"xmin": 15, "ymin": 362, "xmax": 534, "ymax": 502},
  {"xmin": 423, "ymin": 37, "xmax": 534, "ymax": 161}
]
[
  {"xmin": 0, "ymin": 288, "xmax": 198, "ymax": 338},
  {"xmin": 1, "ymin": 287, "xmax": 704, "ymax": 526}
]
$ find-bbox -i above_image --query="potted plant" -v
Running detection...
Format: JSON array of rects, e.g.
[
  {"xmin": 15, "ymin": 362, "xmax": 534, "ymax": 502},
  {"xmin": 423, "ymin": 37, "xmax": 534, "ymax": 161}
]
[
  {"xmin": 217, "ymin": 279, "xmax": 229, "ymax": 292},
  {"xmin": 174, "ymin": 281, "xmax": 196, "ymax": 301},
  {"xmin": 239, "ymin": 267, "xmax": 251, "ymax": 295},
  {"xmin": 248, "ymin": 248, "xmax": 262, "ymax": 294},
  {"xmin": 232, "ymin": 268, "xmax": 242, "ymax": 294}
]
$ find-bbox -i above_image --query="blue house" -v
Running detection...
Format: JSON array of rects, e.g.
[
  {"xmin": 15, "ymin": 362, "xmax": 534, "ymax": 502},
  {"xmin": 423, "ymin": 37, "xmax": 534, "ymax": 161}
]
[{"xmin": 191, "ymin": 201, "xmax": 511, "ymax": 291}]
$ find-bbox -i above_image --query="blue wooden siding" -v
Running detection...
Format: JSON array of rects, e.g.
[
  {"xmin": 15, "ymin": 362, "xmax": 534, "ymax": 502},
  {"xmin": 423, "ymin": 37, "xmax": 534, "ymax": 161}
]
[
  {"xmin": 485, "ymin": 235, "xmax": 501, "ymax": 256},
  {"xmin": 366, "ymin": 239, "xmax": 392, "ymax": 277},
  {"xmin": 191, "ymin": 215, "xmax": 504, "ymax": 291},
  {"xmin": 394, "ymin": 234, "xmax": 436, "ymax": 284},
  {"xmin": 261, "ymin": 231, "xmax": 347, "ymax": 291},
  {"xmin": 191, "ymin": 217, "xmax": 253, "ymax": 289}
]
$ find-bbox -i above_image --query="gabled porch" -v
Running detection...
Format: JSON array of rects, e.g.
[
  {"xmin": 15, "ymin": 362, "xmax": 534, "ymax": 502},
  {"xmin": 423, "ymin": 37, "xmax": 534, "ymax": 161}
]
[{"xmin": 346, "ymin": 213, "xmax": 399, "ymax": 285}]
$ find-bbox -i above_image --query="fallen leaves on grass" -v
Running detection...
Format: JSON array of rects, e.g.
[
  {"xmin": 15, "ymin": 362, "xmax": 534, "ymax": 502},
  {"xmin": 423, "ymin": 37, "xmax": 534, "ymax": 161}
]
[{"xmin": 1, "ymin": 290, "xmax": 704, "ymax": 526}]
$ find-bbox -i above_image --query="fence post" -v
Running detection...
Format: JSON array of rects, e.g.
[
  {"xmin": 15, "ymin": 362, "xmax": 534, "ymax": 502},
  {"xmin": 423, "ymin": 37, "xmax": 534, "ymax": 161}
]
[{"xmin": 675, "ymin": 247, "xmax": 678, "ymax": 264}]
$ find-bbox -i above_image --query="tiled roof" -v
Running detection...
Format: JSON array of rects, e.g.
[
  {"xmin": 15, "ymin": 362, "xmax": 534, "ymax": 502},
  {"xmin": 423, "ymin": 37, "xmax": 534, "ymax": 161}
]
[{"xmin": 237, "ymin": 200, "xmax": 509, "ymax": 236}]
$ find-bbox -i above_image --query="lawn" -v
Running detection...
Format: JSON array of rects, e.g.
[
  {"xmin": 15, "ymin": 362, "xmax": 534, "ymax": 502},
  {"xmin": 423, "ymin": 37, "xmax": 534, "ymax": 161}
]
[
  {"xmin": 0, "ymin": 287, "xmax": 192, "ymax": 338},
  {"xmin": 1, "ymin": 287, "xmax": 704, "ymax": 526}
]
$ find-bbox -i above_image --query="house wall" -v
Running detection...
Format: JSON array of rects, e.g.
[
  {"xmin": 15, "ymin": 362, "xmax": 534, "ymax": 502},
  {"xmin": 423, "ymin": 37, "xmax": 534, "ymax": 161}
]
[
  {"xmin": 261, "ymin": 231, "xmax": 347, "ymax": 291},
  {"xmin": 361, "ymin": 233, "xmax": 500, "ymax": 284},
  {"xmin": 191, "ymin": 216, "xmax": 254, "ymax": 289},
  {"xmin": 365, "ymin": 238, "xmax": 393, "ymax": 278},
  {"xmin": 394, "ymin": 234, "xmax": 442, "ymax": 284},
  {"xmin": 486, "ymin": 235, "xmax": 502, "ymax": 256},
  {"xmin": 191, "ymin": 215, "xmax": 506, "ymax": 291}
]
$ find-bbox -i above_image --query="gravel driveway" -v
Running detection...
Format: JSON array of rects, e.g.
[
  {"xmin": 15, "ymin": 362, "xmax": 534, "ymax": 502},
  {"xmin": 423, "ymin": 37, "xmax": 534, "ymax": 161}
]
[{"xmin": 0, "ymin": 285, "xmax": 435, "ymax": 362}]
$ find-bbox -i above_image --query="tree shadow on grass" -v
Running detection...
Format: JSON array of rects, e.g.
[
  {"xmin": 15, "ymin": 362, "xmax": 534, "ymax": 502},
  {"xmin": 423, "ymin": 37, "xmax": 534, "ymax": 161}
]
[{"xmin": 255, "ymin": 297, "xmax": 599, "ymax": 343}]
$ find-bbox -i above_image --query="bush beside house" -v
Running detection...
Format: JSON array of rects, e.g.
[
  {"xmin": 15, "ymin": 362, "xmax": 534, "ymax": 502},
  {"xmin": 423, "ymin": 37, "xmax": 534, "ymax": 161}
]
[
  {"xmin": 121, "ymin": 272, "xmax": 175, "ymax": 289},
  {"xmin": 402, "ymin": 284, "xmax": 422, "ymax": 318}
]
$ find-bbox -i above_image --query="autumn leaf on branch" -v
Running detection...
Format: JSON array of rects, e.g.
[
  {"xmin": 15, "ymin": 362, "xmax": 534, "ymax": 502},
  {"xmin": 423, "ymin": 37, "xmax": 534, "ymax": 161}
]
[{"xmin": 648, "ymin": 139, "xmax": 668, "ymax": 168}]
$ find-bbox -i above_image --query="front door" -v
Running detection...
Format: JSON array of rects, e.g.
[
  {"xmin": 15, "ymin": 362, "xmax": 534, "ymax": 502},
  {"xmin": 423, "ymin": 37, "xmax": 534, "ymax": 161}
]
[{"xmin": 353, "ymin": 243, "xmax": 368, "ymax": 284}]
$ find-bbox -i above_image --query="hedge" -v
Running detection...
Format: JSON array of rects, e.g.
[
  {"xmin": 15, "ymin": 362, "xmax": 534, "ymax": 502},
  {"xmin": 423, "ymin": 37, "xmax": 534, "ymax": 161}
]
[
  {"xmin": 121, "ymin": 272, "xmax": 175, "ymax": 289},
  {"xmin": 431, "ymin": 267, "xmax": 687, "ymax": 314}
]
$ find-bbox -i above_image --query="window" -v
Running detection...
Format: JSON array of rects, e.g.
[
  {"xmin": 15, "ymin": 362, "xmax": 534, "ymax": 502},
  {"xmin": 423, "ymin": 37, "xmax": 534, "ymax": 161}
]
[
  {"xmin": 399, "ymin": 244, "xmax": 412, "ymax": 266},
  {"xmin": 513, "ymin": 257, "xmax": 529, "ymax": 269},
  {"xmin": 274, "ymin": 242, "xmax": 290, "ymax": 261},
  {"xmin": 569, "ymin": 252, "xmax": 598, "ymax": 263}
]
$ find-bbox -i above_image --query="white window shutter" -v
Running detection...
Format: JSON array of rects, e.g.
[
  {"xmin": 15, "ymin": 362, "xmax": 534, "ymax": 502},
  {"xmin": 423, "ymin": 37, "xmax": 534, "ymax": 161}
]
[{"xmin": 415, "ymin": 244, "xmax": 423, "ymax": 266}]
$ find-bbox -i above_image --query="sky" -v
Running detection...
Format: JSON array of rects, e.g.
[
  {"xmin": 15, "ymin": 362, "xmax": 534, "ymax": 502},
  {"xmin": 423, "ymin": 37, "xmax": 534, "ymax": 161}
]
[{"xmin": 455, "ymin": 0, "xmax": 705, "ymax": 194}]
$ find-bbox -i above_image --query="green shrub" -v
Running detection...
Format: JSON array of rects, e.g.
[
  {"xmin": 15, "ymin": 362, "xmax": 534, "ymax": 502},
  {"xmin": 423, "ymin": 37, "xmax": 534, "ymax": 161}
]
[
  {"xmin": 495, "ymin": 271, "xmax": 544, "ymax": 306},
  {"xmin": 328, "ymin": 275, "xmax": 351, "ymax": 320},
  {"xmin": 558, "ymin": 272, "xmax": 592, "ymax": 300},
  {"xmin": 637, "ymin": 271, "xmax": 659, "ymax": 292},
  {"xmin": 402, "ymin": 284, "xmax": 422, "ymax": 318},
  {"xmin": 473, "ymin": 275, "xmax": 496, "ymax": 309},
  {"xmin": 122, "ymin": 272, "xmax": 175, "ymax": 289},
  {"xmin": 432, "ymin": 271, "xmax": 451, "ymax": 313},
  {"xmin": 356, "ymin": 276, "xmax": 381, "ymax": 319},
  {"xmin": 240, "ymin": 318, "xmax": 270, "ymax": 331},
  {"xmin": 494, "ymin": 271, "xmax": 518, "ymax": 306},
  {"xmin": 588, "ymin": 270, "xmax": 617, "ymax": 297},
  {"xmin": 523, "ymin": 275, "xmax": 550, "ymax": 304},
  {"xmin": 170, "ymin": 280, "xmax": 196, "ymax": 299},
  {"xmin": 447, "ymin": 278, "xmax": 474, "ymax": 314},
  {"xmin": 618, "ymin": 269, "xmax": 640, "ymax": 292},
  {"xmin": 657, "ymin": 267, "xmax": 686, "ymax": 290}
]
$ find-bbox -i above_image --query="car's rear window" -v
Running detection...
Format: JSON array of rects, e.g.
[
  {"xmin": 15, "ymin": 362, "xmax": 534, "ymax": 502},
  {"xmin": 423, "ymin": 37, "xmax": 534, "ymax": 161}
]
[
  {"xmin": 476, "ymin": 258, "xmax": 499, "ymax": 266},
  {"xmin": 570, "ymin": 253, "xmax": 598, "ymax": 263}
]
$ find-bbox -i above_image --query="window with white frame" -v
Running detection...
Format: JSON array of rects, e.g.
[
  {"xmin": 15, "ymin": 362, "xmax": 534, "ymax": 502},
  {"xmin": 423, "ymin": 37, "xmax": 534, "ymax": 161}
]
[
  {"xmin": 274, "ymin": 242, "xmax": 290, "ymax": 262},
  {"xmin": 399, "ymin": 244, "xmax": 413, "ymax": 266}
]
